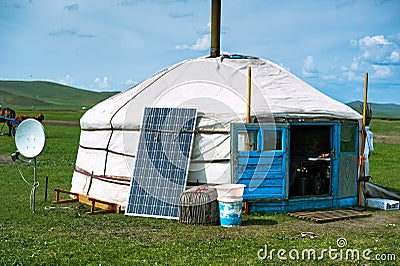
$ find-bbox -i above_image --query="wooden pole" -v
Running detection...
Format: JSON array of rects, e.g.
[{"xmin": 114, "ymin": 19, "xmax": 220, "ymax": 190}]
[
  {"xmin": 245, "ymin": 66, "xmax": 252, "ymax": 151},
  {"xmin": 246, "ymin": 66, "xmax": 251, "ymax": 123},
  {"xmin": 243, "ymin": 66, "xmax": 252, "ymax": 214},
  {"xmin": 358, "ymin": 72, "xmax": 368, "ymax": 206},
  {"xmin": 362, "ymin": 73, "xmax": 368, "ymax": 128}
]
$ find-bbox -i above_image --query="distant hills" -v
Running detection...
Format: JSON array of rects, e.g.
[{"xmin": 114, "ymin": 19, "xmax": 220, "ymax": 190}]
[
  {"xmin": 347, "ymin": 101, "xmax": 400, "ymax": 119},
  {"xmin": 0, "ymin": 80, "xmax": 118, "ymax": 110}
]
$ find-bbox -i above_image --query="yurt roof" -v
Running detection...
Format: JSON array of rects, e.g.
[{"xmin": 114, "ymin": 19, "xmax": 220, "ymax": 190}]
[{"xmin": 80, "ymin": 55, "xmax": 361, "ymax": 130}]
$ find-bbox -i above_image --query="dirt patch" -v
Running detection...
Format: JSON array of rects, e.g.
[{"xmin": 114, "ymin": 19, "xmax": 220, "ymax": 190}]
[
  {"xmin": 374, "ymin": 135, "xmax": 400, "ymax": 144},
  {"xmin": 43, "ymin": 120, "xmax": 80, "ymax": 127},
  {"xmin": 0, "ymin": 154, "xmax": 13, "ymax": 165}
]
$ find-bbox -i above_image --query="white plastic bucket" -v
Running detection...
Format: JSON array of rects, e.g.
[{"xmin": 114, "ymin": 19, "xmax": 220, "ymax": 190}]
[
  {"xmin": 218, "ymin": 197, "xmax": 243, "ymax": 227},
  {"xmin": 214, "ymin": 184, "xmax": 245, "ymax": 199}
]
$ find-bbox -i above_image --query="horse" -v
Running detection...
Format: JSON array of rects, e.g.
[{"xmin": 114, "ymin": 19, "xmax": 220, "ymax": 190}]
[
  {"xmin": 15, "ymin": 113, "xmax": 45, "ymax": 124},
  {"xmin": 0, "ymin": 107, "xmax": 16, "ymax": 136}
]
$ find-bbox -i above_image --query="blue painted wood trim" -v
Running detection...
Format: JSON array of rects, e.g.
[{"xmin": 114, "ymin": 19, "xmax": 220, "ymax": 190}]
[{"xmin": 250, "ymin": 196, "xmax": 357, "ymax": 214}]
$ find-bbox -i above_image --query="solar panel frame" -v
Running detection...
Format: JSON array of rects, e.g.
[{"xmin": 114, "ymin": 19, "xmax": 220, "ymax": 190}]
[{"xmin": 125, "ymin": 107, "xmax": 197, "ymax": 219}]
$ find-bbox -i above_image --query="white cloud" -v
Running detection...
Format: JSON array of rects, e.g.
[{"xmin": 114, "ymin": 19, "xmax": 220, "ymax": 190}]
[
  {"xmin": 94, "ymin": 77, "xmax": 111, "ymax": 89},
  {"xmin": 350, "ymin": 61, "xmax": 358, "ymax": 71},
  {"xmin": 371, "ymin": 65, "xmax": 392, "ymax": 79},
  {"xmin": 302, "ymin": 56, "xmax": 319, "ymax": 77},
  {"xmin": 342, "ymin": 70, "xmax": 364, "ymax": 82},
  {"xmin": 359, "ymin": 35, "xmax": 390, "ymax": 46},
  {"xmin": 174, "ymin": 34, "xmax": 210, "ymax": 51},
  {"xmin": 351, "ymin": 34, "xmax": 400, "ymax": 64},
  {"xmin": 191, "ymin": 34, "xmax": 210, "ymax": 51},
  {"xmin": 174, "ymin": 22, "xmax": 211, "ymax": 51},
  {"xmin": 345, "ymin": 34, "xmax": 399, "ymax": 82},
  {"xmin": 390, "ymin": 51, "xmax": 400, "ymax": 63}
]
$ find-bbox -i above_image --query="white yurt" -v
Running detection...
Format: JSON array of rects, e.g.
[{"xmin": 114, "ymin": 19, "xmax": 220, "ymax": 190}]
[{"xmin": 70, "ymin": 54, "xmax": 362, "ymax": 212}]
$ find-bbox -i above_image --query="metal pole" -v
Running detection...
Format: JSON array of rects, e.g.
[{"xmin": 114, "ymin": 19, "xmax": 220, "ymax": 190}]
[
  {"xmin": 210, "ymin": 0, "xmax": 221, "ymax": 58},
  {"xmin": 44, "ymin": 175, "xmax": 48, "ymax": 202},
  {"xmin": 33, "ymin": 157, "xmax": 37, "ymax": 213}
]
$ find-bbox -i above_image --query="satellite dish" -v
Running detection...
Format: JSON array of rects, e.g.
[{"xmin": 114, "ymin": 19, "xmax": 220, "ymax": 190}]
[{"xmin": 15, "ymin": 119, "xmax": 46, "ymax": 158}]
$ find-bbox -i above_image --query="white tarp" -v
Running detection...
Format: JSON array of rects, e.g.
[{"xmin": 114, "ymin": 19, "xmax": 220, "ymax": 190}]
[{"xmin": 71, "ymin": 55, "xmax": 361, "ymax": 208}]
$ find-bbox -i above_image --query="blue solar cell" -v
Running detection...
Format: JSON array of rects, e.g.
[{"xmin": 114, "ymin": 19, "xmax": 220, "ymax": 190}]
[{"xmin": 125, "ymin": 107, "xmax": 197, "ymax": 219}]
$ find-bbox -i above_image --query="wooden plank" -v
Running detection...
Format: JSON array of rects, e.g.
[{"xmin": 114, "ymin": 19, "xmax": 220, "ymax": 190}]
[
  {"xmin": 53, "ymin": 188, "xmax": 79, "ymax": 203},
  {"xmin": 79, "ymin": 194, "xmax": 121, "ymax": 214},
  {"xmin": 288, "ymin": 209, "xmax": 371, "ymax": 223},
  {"xmin": 87, "ymin": 197, "xmax": 118, "ymax": 215},
  {"xmin": 53, "ymin": 189, "xmax": 121, "ymax": 215}
]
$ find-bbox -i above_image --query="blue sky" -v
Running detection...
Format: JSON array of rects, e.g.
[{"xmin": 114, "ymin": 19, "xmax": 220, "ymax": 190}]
[{"xmin": 1, "ymin": 0, "xmax": 399, "ymax": 104}]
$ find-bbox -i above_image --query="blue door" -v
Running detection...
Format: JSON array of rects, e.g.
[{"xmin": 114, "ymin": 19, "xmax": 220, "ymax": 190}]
[{"xmin": 231, "ymin": 123, "xmax": 288, "ymax": 201}]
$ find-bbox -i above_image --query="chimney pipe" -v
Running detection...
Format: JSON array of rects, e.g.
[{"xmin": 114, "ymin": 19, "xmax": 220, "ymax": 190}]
[{"xmin": 210, "ymin": 0, "xmax": 221, "ymax": 58}]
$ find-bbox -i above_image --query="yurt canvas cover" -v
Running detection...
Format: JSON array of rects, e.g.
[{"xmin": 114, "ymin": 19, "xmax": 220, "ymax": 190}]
[{"xmin": 71, "ymin": 55, "xmax": 361, "ymax": 210}]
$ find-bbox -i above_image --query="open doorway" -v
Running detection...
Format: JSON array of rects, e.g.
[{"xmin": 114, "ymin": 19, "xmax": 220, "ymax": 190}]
[{"xmin": 289, "ymin": 125, "xmax": 332, "ymax": 197}]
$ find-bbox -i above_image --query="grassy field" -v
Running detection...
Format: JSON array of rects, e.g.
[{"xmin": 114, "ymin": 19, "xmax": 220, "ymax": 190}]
[
  {"xmin": 0, "ymin": 117, "xmax": 399, "ymax": 265},
  {"xmin": 0, "ymin": 80, "xmax": 117, "ymax": 110},
  {"xmin": 369, "ymin": 120, "xmax": 400, "ymax": 193}
]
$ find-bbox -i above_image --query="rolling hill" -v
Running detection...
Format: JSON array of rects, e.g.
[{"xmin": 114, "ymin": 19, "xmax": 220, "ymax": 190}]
[
  {"xmin": 347, "ymin": 101, "xmax": 400, "ymax": 119},
  {"xmin": 0, "ymin": 80, "xmax": 118, "ymax": 110}
]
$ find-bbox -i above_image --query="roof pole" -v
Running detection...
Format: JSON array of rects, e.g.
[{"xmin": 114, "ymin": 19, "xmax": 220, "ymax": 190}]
[
  {"xmin": 358, "ymin": 72, "xmax": 368, "ymax": 206},
  {"xmin": 242, "ymin": 66, "xmax": 252, "ymax": 214},
  {"xmin": 210, "ymin": 0, "xmax": 221, "ymax": 58},
  {"xmin": 246, "ymin": 66, "xmax": 252, "ymax": 123}
]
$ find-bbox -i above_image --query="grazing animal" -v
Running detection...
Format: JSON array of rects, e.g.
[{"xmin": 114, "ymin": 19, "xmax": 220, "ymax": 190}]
[
  {"xmin": 15, "ymin": 113, "xmax": 45, "ymax": 124},
  {"xmin": 0, "ymin": 107, "xmax": 16, "ymax": 136}
]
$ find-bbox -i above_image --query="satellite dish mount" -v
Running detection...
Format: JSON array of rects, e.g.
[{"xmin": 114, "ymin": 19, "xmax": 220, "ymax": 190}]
[{"xmin": 13, "ymin": 119, "xmax": 46, "ymax": 213}]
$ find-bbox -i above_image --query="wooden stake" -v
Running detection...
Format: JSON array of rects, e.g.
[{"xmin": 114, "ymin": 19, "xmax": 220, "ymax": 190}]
[
  {"xmin": 358, "ymin": 72, "xmax": 368, "ymax": 206},
  {"xmin": 362, "ymin": 73, "xmax": 368, "ymax": 128},
  {"xmin": 245, "ymin": 66, "xmax": 252, "ymax": 151},
  {"xmin": 243, "ymin": 66, "xmax": 252, "ymax": 214},
  {"xmin": 246, "ymin": 66, "xmax": 252, "ymax": 123},
  {"xmin": 44, "ymin": 175, "xmax": 48, "ymax": 201}
]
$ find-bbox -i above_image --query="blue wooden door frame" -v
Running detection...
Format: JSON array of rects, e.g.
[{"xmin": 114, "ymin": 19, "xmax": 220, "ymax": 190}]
[
  {"xmin": 288, "ymin": 122, "xmax": 336, "ymax": 198},
  {"xmin": 231, "ymin": 123, "xmax": 288, "ymax": 201}
]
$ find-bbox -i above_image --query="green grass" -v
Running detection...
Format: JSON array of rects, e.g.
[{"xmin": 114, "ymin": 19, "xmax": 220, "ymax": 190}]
[
  {"xmin": 0, "ymin": 119, "xmax": 399, "ymax": 265},
  {"xmin": 370, "ymin": 142, "xmax": 400, "ymax": 193},
  {"xmin": 369, "ymin": 120, "xmax": 400, "ymax": 193},
  {"xmin": 370, "ymin": 120, "xmax": 400, "ymax": 137}
]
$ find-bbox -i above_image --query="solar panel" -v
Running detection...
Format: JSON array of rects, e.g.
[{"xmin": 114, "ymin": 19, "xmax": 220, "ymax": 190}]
[{"xmin": 125, "ymin": 107, "xmax": 197, "ymax": 219}]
